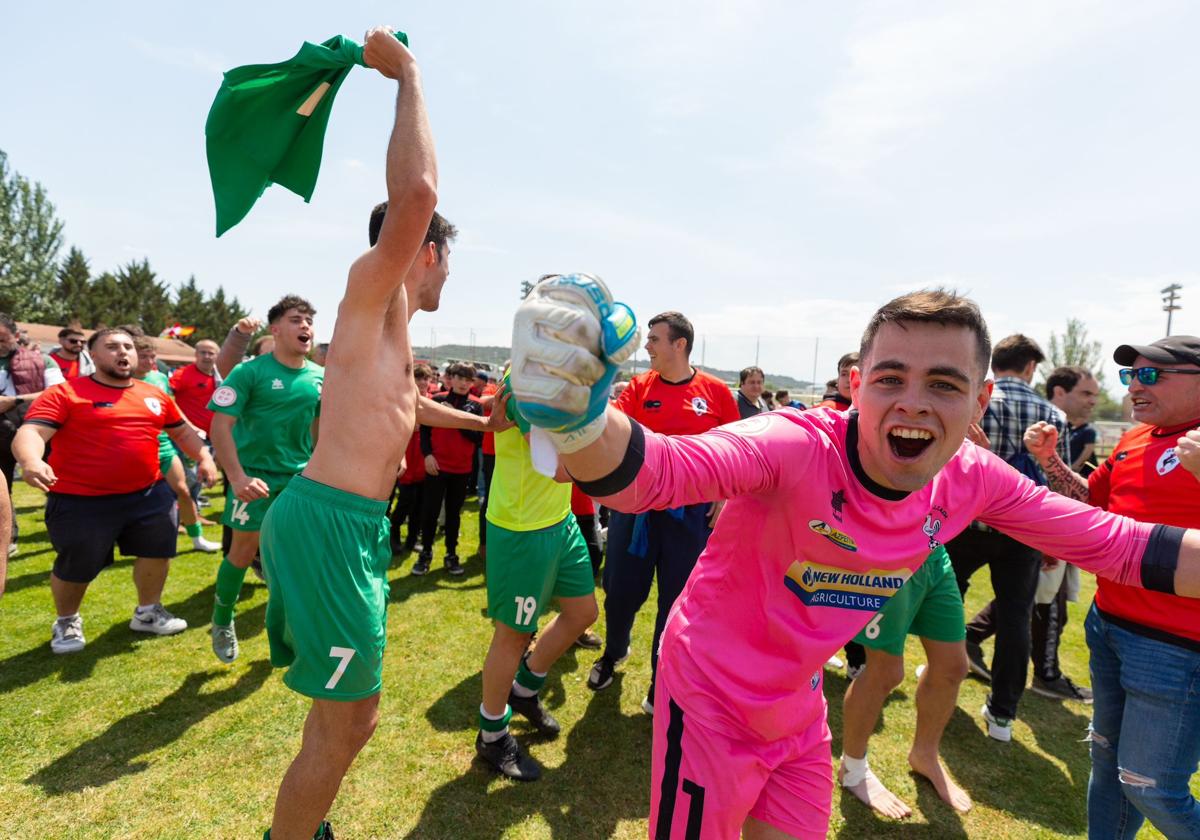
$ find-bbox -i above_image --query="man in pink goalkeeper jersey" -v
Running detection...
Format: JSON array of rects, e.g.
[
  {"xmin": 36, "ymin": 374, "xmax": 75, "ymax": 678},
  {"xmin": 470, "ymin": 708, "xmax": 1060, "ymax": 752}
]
[{"xmin": 508, "ymin": 281, "xmax": 1200, "ymax": 840}]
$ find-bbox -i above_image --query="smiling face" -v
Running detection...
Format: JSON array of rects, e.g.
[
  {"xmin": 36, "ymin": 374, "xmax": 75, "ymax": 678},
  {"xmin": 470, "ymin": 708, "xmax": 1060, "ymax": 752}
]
[
  {"xmin": 851, "ymin": 321, "xmax": 991, "ymax": 493},
  {"xmin": 644, "ymin": 321, "xmax": 687, "ymax": 374},
  {"xmin": 741, "ymin": 371, "xmax": 765, "ymax": 400},
  {"xmin": 1126, "ymin": 355, "xmax": 1200, "ymax": 427}
]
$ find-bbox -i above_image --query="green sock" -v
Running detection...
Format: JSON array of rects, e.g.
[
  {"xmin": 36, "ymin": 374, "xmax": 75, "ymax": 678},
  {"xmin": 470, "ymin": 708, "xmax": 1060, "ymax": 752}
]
[
  {"xmin": 514, "ymin": 658, "xmax": 547, "ymax": 694},
  {"xmin": 185, "ymin": 522, "xmax": 203, "ymax": 538},
  {"xmin": 212, "ymin": 557, "xmax": 247, "ymax": 626}
]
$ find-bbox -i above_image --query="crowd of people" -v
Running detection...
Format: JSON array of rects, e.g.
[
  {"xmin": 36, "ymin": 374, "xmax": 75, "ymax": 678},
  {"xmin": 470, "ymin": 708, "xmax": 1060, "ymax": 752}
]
[{"xmin": 3, "ymin": 28, "xmax": 1199, "ymax": 840}]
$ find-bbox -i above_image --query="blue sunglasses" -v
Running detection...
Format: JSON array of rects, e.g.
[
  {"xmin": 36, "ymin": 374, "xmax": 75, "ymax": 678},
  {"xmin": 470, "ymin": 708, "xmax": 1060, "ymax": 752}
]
[{"xmin": 1118, "ymin": 366, "xmax": 1200, "ymax": 386}]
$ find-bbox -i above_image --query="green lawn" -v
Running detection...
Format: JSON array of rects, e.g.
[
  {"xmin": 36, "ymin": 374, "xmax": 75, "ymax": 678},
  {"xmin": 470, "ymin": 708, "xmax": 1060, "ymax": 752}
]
[{"xmin": 0, "ymin": 482, "xmax": 1190, "ymax": 838}]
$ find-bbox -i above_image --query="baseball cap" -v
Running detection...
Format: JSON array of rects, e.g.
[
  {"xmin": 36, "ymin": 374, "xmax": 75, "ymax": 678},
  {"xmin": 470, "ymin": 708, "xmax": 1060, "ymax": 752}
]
[{"xmin": 1113, "ymin": 335, "xmax": 1200, "ymax": 367}]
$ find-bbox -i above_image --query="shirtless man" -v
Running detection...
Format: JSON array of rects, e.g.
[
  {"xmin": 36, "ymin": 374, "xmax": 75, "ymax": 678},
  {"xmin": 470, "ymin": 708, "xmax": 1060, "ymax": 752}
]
[{"xmin": 258, "ymin": 29, "xmax": 440, "ymax": 840}]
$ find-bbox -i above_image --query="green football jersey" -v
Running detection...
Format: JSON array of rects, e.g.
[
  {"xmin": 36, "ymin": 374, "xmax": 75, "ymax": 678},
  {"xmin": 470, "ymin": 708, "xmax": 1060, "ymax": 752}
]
[
  {"xmin": 139, "ymin": 370, "xmax": 176, "ymax": 463},
  {"xmin": 208, "ymin": 354, "xmax": 323, "ymax": 474}
]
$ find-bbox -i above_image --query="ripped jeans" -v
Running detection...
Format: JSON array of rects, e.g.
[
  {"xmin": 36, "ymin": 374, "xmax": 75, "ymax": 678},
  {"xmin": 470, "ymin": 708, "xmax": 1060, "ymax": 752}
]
[{"xmin": 1085, "ymin": 603, "xmax": 1200, "ymax": 840}]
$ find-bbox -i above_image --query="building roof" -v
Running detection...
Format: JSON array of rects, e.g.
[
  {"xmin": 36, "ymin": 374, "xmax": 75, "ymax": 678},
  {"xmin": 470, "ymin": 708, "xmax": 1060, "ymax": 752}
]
[{"xmin": 18, "ymin": 322, "xmax": 198, "ymax": 365}]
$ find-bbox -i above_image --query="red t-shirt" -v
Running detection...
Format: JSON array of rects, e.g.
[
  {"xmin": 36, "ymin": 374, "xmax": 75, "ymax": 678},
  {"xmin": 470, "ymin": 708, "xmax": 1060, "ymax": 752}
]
[
  {"xmin": 168, "ymin": 363, "xmax": 217, "ymax": 433},
  {"xmin": 421, "ymin": 393, "xmax": 483, "ymax": 474},
  {"xmin": 570, "ymin": 484, "xmax": 596, "ymax": 517},
  {"xmin": 49, "ymin": 351, "xmax": 81, "ymax": 380},
  {"xmin": 1089, "ymin": 418, "xmax": 1200, "ymax": 648},
  {"xmin": 25, "ymin": 377, "xmax": 185, "ymax": 496},
  {"xmin": 615, "ymin": 368, "xmax": 740, "ymax": 436},
  {"xmin": 398, "ymin": 426, "xmax": 426, "ymax": 485},
  {"xmin": 481, "ymin": 382, "xmax": 499, "ymax": 456}
]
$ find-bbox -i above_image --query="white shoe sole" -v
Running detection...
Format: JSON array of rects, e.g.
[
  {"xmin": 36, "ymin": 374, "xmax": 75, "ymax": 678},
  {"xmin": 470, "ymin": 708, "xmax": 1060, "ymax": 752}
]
[
  {"xmin": 130, "ymin": 618, "xmax": 187, "ymax": 636},
  {"xmin": 51, "ymin": 640, "xmax": 85, "ymax": 654}
]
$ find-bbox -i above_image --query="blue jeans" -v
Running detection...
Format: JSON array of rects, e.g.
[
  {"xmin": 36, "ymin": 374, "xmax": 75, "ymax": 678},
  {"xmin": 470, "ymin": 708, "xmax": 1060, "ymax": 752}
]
[{"xmin": 1085, "ymin": 602, "xmax": 1200, "ymax": 840}]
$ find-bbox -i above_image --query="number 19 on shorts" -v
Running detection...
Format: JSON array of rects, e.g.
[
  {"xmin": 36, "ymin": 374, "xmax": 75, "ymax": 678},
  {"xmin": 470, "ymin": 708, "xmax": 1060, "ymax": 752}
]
[{"xmin": 514, "ymin": 596, "xmax": 537, "ymax": 626}]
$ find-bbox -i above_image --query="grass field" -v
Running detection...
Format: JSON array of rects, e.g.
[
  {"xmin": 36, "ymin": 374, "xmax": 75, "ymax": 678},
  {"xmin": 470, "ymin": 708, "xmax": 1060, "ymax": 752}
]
[{"xmin": 0, "ymin": 482, "xmax": 1190, "ymax": 839}]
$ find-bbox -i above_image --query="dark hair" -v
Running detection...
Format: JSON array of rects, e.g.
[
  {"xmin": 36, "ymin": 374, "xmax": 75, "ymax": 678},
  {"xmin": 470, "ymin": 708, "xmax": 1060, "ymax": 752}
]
[
  {"xmin": 739, "ymin": 366, "xmax": 764, "ymax": 385},
  {"xmin": 991, "ymin": 334, "xmax": 1045, "ymax": 374},
  {"xmin": 268, "ymin": 294, "xmax": 315, "ymax": 324},
  {"xmin": 413, "ymin": 363, "xmax": 434, "ymax": 381},
  {"xmin": 116, "ymin": 323, "xmax": 145, "ymax": 338},
  {"xmin": 58, "ymin": 327, "xmax": 84, "ymax": 340},
  {"xmin": 837, "ymin": 351, "xmax": 860, "ymax": 373},
  {"xmin": 648, "ymin": 311, "xmax": 694, "ymax": 355},
  {"xmin": 369, "ymin": 204, "xmax": 458, "ymax": 260},
  {"xmin": 859, "ymin": 289, "xmax": 992, "ymax": 384},
  {"xmin": 0, "ymin": 314, "xmax": 16, "ymax": 335},
  {"xmin": 775, "ymin": 390, "xmax": 789, "ymax": 401},
  {"xmin": 133, "ymin": 336, "xmax": 156, "ymax": 355},
  {"xmin": 447, "ymin": 362, "xmax": 476, "ymax": 379},
  {"xmin": 88, "ymin": 327, "xmax": 134, "ymax": 351},
  {"xmin": 1045, "ymin": 365, "xmax": 1093, "ymax": 400}
]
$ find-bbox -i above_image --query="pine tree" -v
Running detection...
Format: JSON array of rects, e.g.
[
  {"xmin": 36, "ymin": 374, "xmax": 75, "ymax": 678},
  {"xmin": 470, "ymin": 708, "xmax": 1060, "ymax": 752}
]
[
  {"xmin": 0, "ymin": 150, "xmax": 64, "ymax": 320},
  {"xmin": 115, "ymin": 259, "xmax": 172, "ymax": 335},
  {"xmin": 57, "ymin": 247, "xmax": 92, "ymax": 324}
]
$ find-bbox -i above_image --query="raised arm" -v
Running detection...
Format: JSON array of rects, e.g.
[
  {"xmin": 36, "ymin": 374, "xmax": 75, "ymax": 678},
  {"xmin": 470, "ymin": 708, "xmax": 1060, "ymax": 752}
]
[
  {"xmin": 343, "ymin": 28, "xmax": 437, "ymax": 312},
  {"xmin": 217, "ymin": 317, "xmax": 259, "ymax": 379},
  {"xmin": 1023, "ymin": 420, "xmax": 1089, "ymax": 502}
]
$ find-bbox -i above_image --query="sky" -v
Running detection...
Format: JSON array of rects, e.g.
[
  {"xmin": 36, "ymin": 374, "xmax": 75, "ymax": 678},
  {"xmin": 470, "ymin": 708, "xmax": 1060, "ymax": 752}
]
[{"xmin": 4, "ymin": 1, "xmax": 1199, "ymax": 394}]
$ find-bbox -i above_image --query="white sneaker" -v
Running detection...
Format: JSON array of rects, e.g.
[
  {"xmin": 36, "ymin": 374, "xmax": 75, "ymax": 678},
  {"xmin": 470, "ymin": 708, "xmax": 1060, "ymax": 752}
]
[
  {"xmin": 210, "ymin": 622, "xmax": 239, "ymax": 663},
  {"xmin": 130, "ymin": 604, "xmax": 188, "ymax": 636},
  {"xmin": 51, "ymin": 615, "xmax": 85, "ymax": 654},
  {"xmin": 981, "ymin": 703, "xmax": 1013, "ymax": 743},
  {"xmin": 825, "ymin": 655, "xmax": 845, "ymax": 669},
  {"xmin": 192, "ymin": 535, "xmax": 221, "ymax": 553}
]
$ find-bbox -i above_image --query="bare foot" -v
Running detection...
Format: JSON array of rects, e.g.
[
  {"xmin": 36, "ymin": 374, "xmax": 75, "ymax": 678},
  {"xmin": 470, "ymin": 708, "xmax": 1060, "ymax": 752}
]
[
  {"xmin": 908, "ymin": 752, "xmax": 972, "ymax": 813},
  {"xmin": 839, "ymin": 761, "xmax": 912, "ymax": 819}
]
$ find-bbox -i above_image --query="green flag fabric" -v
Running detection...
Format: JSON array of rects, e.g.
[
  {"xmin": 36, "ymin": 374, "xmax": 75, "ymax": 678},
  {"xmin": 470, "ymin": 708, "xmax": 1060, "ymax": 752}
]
[{"xmin": 205, "ymin": 32, "xmax": 408, "ymax": 237}]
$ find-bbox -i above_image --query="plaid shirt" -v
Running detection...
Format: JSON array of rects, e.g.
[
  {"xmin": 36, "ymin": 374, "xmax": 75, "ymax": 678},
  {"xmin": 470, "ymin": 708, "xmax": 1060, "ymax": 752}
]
[{"xmin": 982, "ymin": 376, "xmax": 1070, "ymax": 475}]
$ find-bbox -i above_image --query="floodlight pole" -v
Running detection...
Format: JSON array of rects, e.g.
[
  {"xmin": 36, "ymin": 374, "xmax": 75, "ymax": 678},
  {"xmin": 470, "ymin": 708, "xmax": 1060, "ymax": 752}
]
[{"xmin": 1162, "ymin": 284, "xmax": 1182, "ymax": 336}]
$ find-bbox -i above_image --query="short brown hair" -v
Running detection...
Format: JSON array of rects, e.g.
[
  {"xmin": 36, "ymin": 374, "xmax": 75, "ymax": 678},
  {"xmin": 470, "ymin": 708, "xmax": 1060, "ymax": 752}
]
[
  {"xmin": 88, "ymin": 327, "xmax": 134, "ymax": 351},
  {"xmin": 369, "ymin": 205, "xmax": 457, "ymax": 260},
  {"xmin": 1045, "ymin": 365, "xmax": 1093, "ymax": 400},
  {"xmin": 837, "ymin": 352, "xmax": 860, "ymax": 373},
  {"xmin": 133, "ymin": 337, "xmax": 157, "ymax": 356},
  {"xmin": 58, "ymin": 327, "xmax": 84, "ymax": 340},
  {"xmin": 648, "ymin": 311, "xmax": 694, "ymax": 356},
  {"xmin": 447, "ymin": 362, "xmax": 476, "ymax": 379},
  {"xmin": 991, "ymin": 334, "xmax": 1045, "ymax": 374},
  {"xmin": 859, "ymin": 289, "xmax": 991, "ymax": 383},
  {"xmin": 268, "ymin": 294, "xmax": 315, "ymax": 324},
  {"xmin": 413, "ymin": 363, "xmax": 434, "ymax": 381},
  {"xmin": 739, "ymin": 366, "xmax": 764, "ymax": 385}
]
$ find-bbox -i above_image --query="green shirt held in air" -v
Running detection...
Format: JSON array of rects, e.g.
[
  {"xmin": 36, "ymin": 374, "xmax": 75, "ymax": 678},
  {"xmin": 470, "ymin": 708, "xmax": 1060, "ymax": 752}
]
[
  {"xmin": 207, "ymin": 354, "xmax": 324, "ymax": 475},
  {"xmin": 205, "ymin": 31, "xmax": 408, "ymax": 236}
]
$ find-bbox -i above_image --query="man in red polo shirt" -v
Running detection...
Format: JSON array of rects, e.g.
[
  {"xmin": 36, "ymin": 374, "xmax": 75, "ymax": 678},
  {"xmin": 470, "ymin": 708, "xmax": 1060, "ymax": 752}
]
[
  {"xmin": 587, "ymin": 310, "xmax": 739, "ymax": 712},
  {"xmin": 49, "ymin": 327, "xmax": 89, "ymax": 379},
  {"xmin": 169, "ymin": 339, "xmax": 220, "ymax": 434},
  {"xmin": 1026, "ymin": 334, "xmax": 1200, "ymax": 838},
  {"xmin": 13, "ymin": 328, "xmax": 218, "ymax": 654}
]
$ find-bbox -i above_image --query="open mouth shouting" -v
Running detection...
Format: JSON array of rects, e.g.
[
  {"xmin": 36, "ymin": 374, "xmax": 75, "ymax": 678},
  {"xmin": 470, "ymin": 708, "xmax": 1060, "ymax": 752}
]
[
  {"xmin": 297, "ymin": 332, "xmax": 313, "ymax": 348},
  {"xmin": 887, "ymin": 426, "xmax": 935, "ymax": 460}
]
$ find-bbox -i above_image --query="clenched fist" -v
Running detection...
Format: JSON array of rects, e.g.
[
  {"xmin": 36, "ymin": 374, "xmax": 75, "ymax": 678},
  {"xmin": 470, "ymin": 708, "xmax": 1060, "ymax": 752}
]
[{"xmin": 1023, "ymin": 421, "xmax": 1059, "ymax": 467}]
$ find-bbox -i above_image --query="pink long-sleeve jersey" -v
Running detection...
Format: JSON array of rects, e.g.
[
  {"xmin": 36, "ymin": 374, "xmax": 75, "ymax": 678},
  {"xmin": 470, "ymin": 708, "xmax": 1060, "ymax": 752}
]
[{"xmin": 588, "ymin": 408, "xmax": 1173, "ymax": 743}]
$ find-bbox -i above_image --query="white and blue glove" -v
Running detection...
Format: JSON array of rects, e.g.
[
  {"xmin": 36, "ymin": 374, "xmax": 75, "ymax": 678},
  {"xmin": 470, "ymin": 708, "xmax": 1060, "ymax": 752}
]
[{"xmin": 510, "ymin": 273, "xmax": 640, "ymax": 453}]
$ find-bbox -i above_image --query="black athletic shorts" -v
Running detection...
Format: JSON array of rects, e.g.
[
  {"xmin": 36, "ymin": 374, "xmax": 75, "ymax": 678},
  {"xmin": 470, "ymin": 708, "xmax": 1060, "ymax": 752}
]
[{"xmin": 46, "ymin": 481, "xmax": 179, "ymax": 583}]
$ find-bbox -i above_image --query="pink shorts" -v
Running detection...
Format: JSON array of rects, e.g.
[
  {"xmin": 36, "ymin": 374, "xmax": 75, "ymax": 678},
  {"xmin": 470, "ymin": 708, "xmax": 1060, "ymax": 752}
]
[{"xmin": 649, "ymin": 671, "xmax": 833, "ymax": 839}]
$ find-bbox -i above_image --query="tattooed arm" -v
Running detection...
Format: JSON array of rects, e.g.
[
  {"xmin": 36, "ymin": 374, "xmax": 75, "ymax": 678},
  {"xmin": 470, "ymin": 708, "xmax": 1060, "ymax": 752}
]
[{"xmin": 1024, "ymin": 421, "xmax": 1089, "ymax": 502}]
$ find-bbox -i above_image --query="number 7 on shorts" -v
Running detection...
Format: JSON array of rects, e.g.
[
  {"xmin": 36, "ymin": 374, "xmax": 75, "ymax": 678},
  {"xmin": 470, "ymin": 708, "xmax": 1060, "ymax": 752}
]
[{"xmin": 327, "ymin": 646, "xmax": 356, "ymax": 690}]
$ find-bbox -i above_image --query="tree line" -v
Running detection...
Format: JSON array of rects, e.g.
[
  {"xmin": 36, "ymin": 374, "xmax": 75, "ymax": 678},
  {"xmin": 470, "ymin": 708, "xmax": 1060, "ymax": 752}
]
[{"xmin": 0, "ymin": 149, "xmax": 246, "ymax": 343}]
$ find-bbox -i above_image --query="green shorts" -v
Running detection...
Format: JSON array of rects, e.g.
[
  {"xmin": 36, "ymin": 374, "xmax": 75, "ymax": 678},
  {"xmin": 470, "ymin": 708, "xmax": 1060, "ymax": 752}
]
[
  {"xmin": 223, "ymin": 470, "xmax": 294, "ymax": 532},
  {"xmin": 486, "ymin": 515, "xmax": 594, "ymax": 633},
  {"xmin": 854, "ymin": 545, "xmax": 965, "ymax": 656},
  {"xmin": 158, "ymin": 452, "xmax": 176, "ymax": 480},
  {"xmin": 261, "ymin": 475, "xmax": 390, "ymax": 701}
]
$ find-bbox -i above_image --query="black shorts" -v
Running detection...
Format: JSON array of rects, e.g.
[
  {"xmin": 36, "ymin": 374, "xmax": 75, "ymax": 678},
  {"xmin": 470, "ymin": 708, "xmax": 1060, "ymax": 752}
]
[{"xmin": 47, "ymin": 481, "xmax": 179, "ymax": 583}]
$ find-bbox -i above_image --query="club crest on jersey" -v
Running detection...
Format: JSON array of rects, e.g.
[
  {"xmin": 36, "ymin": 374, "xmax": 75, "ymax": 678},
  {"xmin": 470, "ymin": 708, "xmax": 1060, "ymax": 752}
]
[
  {"xmin": 211, "ymin": 385, "xmax": 237, "ymax": 407},
  {"xmin": 691, "ymin": 396, "xmax": 708, "ymax": 416},
  {"xmin": 143, "ymin": 397, "xmax": 162, "ymax": 416},
  {"xmin": 808, "ymin": 519, "xmax": 857, "ymax": 552},
  {"xmin": 271, "ymin": 378, "xmax": 284, "ymax": 390},
  {"xmin": 1157, "ymin": 447, "xmax": 1180, "ymax": 476},
  {"xmin": 784, "ymin": 561, "xmax": 909, "ymax": 611}
]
